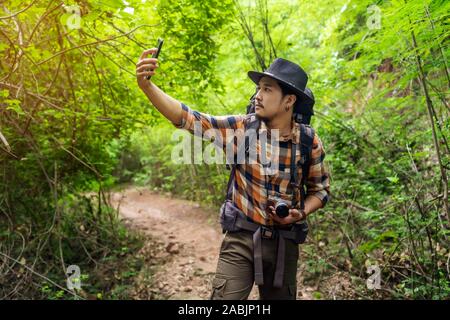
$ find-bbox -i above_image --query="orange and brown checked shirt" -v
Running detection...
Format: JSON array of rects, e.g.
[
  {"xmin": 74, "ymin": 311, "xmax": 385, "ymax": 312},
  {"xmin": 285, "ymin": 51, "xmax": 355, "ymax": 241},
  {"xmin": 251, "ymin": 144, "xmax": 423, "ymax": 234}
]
[{"xmin": 173, "ymin": 103, "xmax": 331, "ymax": 226}]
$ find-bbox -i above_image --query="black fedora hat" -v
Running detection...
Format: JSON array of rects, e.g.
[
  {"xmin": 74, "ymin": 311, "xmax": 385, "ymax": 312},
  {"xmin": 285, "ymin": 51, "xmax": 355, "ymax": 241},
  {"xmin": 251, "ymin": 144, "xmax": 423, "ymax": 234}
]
[{"xmin": 248, "ymin": 58, "xmax": 314, "ymax": 107}]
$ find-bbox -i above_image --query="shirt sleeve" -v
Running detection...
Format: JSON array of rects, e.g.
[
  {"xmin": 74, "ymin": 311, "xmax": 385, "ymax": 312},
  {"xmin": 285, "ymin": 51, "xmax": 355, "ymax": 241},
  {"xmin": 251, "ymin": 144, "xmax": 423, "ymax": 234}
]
[
  {"xmin": 172, "ymin": 102, "xmax": 245, "ymax": 151},
  {"xmin": 305, "ymin": 132, "xmax": 331, "ymax": 207}
]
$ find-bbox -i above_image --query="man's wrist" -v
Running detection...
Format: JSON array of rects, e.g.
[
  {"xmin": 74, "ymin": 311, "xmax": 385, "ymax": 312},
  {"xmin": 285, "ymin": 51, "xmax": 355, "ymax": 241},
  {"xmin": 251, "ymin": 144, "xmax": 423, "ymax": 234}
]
[
  {"xmin": 295, "ymin": 209, "xmax": 307, "ymax": 223},
  {"xmin": 140, "ymin": 78, "xmax": 155, "ymax": 92}
]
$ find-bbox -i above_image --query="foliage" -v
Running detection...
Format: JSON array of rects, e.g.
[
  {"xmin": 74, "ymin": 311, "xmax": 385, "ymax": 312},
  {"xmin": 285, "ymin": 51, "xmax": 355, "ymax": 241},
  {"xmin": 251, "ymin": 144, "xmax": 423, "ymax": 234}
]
[{"xmin": 0, "ymin": 0, "xmax": 448, "ymax": 299}]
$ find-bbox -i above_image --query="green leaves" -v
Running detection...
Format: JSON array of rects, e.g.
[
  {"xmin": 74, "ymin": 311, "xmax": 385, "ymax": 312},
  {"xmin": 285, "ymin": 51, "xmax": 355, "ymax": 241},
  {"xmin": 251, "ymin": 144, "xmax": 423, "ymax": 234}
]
[
  {"xmin": 5, "ymin": 98, "xmax": 24, "ymax": 116},
  {"xmin": 387, "ymin": 176, "xmax": 399, "ymax": 184},
  {"xmin": 0, "ymin": 0, "xmax": 448, "ymax": 300},
  {"xmin": 156, "ymin": 0, "xmax": 233, "ymax": 100},
  {"xmin": 358, "ymin": 230, "xmax": 399, "ymax": 254}
]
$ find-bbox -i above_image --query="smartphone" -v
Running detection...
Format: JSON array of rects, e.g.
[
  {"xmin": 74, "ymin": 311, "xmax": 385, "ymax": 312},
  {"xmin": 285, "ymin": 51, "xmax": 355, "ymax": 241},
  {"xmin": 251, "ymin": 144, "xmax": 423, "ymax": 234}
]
[{"xmin": 147, "ymin": 38, "xmax": 164, "ymax": 80}]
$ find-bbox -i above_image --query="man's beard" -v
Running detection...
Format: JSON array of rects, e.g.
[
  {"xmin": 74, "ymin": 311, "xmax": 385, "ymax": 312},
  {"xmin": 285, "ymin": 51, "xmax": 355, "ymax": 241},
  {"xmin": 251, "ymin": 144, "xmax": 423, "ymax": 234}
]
[{"xmin": 255, "ymin": 113, "xmax": 270, "ymax": 122}]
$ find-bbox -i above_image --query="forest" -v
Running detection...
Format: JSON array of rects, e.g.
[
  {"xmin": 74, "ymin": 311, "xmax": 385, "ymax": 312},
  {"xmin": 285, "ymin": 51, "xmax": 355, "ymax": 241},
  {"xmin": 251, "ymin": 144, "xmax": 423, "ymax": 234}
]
[{"xmin": 0, "ymin": 0, "xmax": 449, "ymax": 300}]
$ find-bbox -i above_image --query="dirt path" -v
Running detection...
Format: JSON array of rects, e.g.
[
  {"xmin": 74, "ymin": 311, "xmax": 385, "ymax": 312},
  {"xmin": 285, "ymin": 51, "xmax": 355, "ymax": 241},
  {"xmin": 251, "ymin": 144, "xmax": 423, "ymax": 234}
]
[{"xmin": 109, "ymin": 186, "xmax": 316, "ymax": 300}]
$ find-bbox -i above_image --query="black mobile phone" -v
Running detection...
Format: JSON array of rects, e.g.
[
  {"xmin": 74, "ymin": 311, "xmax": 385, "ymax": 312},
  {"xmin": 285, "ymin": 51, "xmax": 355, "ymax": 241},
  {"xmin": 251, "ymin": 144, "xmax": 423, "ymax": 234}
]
[{"xmin": 147, "ymin": 38, "xmax": 164, "ymax": 80}]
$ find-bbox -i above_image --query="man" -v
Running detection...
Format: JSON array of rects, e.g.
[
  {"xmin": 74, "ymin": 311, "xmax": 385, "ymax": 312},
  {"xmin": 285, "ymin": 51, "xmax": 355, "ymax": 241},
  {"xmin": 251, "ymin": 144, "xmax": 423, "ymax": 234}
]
[{"xmin": 136, "ymin": 48, "xmax": 330, "ymax": 300}]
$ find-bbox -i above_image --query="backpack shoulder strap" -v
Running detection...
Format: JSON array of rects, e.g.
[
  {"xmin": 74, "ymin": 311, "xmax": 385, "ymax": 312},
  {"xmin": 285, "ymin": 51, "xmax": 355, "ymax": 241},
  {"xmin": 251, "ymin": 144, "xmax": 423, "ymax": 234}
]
[
  {"xmin": 225, "ymin": 167, "xmax": 235, "ymax": 200},
  {"xmin": 297, "ymin": 124, "xmax": 315, "ymax": 210},
  {"xmin": 290, "ymin": 141, "xmax": 298, "ymax": 207},
  {"xmin": 244, "ymin": 113, "xmax": 260, "ymax": 130},
  {"xmin": 225, "ymin": 114, "xmax": 260, "ymax": 200}
]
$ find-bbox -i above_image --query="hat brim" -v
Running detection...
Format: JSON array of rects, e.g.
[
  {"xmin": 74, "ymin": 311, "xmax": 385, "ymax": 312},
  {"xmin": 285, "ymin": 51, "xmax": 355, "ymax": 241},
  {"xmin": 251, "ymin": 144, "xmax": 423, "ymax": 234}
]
[{"xmin": 247, "ymin": 71, "xmax": 314, "ymax": 107}]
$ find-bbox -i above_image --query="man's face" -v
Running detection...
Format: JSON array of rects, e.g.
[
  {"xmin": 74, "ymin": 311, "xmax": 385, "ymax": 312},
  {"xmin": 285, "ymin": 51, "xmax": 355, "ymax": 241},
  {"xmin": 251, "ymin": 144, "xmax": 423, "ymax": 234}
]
[{"xmin": 254, "ymin": 76, "xmax": 290, "ymax": 121}]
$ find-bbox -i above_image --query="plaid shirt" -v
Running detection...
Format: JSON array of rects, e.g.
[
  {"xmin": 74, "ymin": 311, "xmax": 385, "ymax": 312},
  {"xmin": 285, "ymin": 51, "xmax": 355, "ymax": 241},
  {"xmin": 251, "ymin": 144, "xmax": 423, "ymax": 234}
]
[{"xmin": 173, "ymin": 102, "xmax": 331, "ymax": 226}]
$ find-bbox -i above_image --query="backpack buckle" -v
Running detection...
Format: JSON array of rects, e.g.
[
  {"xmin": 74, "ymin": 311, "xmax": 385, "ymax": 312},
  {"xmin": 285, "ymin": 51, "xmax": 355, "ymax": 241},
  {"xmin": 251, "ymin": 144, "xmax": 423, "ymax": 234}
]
[
  {"xmin": 290, "ymin": 181, "xmax": 300, "ymax": 188},
  {"xmin": 297, "ymin": 156, "xmax": 305, "ymax": 166},
  {"xmin": 261, "ymin": 226, "xmax": 275, "ymax": 239}
]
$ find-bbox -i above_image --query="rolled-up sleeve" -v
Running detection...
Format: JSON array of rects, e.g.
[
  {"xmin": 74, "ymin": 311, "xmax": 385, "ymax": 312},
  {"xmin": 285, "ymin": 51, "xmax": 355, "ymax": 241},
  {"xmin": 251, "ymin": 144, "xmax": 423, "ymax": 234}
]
[
  {"xmin": 306, "ymin": 133, "xmax": 331, "ymax": 207},
  {"xmin": 172, "ymin": 102, "xmax": 245, "ymax": 150}
]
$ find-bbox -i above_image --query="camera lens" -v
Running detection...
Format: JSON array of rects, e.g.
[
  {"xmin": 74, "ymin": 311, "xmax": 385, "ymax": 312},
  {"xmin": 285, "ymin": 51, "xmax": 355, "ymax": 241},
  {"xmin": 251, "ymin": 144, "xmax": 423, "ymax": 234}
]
[{"xmin": 275, "ymin": 202, "xmax": 289, "ymax": 218}]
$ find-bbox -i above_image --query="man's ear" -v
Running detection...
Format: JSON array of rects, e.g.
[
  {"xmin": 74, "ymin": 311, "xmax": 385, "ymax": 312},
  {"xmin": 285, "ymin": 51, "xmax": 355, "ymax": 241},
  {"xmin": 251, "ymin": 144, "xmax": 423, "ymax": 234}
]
[{"xmin": 287, "ymin": 94, "xmax": 297, "ymax": 107}]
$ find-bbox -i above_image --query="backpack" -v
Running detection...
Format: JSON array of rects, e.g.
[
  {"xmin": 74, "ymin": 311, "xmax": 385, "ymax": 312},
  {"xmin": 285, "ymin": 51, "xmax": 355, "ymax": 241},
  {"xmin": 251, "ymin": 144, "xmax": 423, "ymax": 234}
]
[{"xmin": 225, "ymin": 89, "xmax": 316, "ymax": 212}]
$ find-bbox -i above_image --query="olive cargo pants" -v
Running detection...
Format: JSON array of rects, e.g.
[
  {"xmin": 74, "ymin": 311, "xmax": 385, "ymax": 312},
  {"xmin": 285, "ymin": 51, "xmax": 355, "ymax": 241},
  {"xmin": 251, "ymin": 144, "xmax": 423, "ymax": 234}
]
[{"xmin": 210, "ymin": 229, "xmax": 299, "ymax": 300}]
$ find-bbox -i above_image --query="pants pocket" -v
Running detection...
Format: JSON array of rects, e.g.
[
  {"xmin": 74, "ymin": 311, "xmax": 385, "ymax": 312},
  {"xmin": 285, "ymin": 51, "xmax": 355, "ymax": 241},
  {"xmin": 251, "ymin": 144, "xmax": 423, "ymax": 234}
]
[{"xmin": 210, "ymin": 277, "xmax": 227, "ymax": 300}]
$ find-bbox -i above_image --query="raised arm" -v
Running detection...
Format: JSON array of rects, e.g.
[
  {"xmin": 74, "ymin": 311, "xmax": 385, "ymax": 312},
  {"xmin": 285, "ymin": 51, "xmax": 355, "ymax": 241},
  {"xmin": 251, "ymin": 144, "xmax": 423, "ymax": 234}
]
[
  {"xmin": 136, "ymin": 48, "xmax": 245, "ymax": 150},
  {"xmin": 136, "ymin": 48, "xmax": 183, "ymax": 126}
]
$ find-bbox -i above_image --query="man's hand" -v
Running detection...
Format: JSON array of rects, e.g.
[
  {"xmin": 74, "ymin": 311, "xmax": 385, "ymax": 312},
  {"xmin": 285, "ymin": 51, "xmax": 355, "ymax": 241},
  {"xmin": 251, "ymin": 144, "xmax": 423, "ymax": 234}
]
[
  {"xmin": 136, "ymin": 48, "xmax": 159, "ymax": 90},
  {"xmin": 135, "ymin": 49, "xmax": 183, "ymax": 126},
  {"xmin": 267, "ymin": 206, "xmax": 306, "ymax": 225}
]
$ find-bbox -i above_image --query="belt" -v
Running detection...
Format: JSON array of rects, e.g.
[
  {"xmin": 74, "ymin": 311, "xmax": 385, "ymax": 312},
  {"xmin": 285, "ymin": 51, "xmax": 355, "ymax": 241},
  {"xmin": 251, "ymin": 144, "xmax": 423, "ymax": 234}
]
[{"xmin": 234, "ymin": 215, "xmax": 298, "ymax": 288}]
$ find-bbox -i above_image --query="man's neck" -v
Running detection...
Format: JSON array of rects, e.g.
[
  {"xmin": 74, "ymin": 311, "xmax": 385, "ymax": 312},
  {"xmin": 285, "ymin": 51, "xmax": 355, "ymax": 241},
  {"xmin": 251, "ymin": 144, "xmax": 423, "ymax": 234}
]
[{"xmin": 265, "ymin": 116, "xmax": 292, "ymax": 138}]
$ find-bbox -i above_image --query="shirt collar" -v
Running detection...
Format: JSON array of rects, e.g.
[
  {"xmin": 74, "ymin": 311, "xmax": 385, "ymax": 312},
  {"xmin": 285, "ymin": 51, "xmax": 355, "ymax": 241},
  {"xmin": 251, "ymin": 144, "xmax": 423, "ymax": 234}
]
[{"xmin": 259, "ymin": 119, "xmax": 300, "ymax": 144}]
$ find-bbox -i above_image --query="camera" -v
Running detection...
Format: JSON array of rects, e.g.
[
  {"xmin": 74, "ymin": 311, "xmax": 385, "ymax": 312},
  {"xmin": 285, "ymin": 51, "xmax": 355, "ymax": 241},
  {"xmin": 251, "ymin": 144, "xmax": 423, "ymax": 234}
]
[
  {"xmin": 275, "ymin": 201, "xmax": 289, "ymax": 218},
  {"xmin": 267, "ymin": 196, "xmax": 290, "ymax": 218}
]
